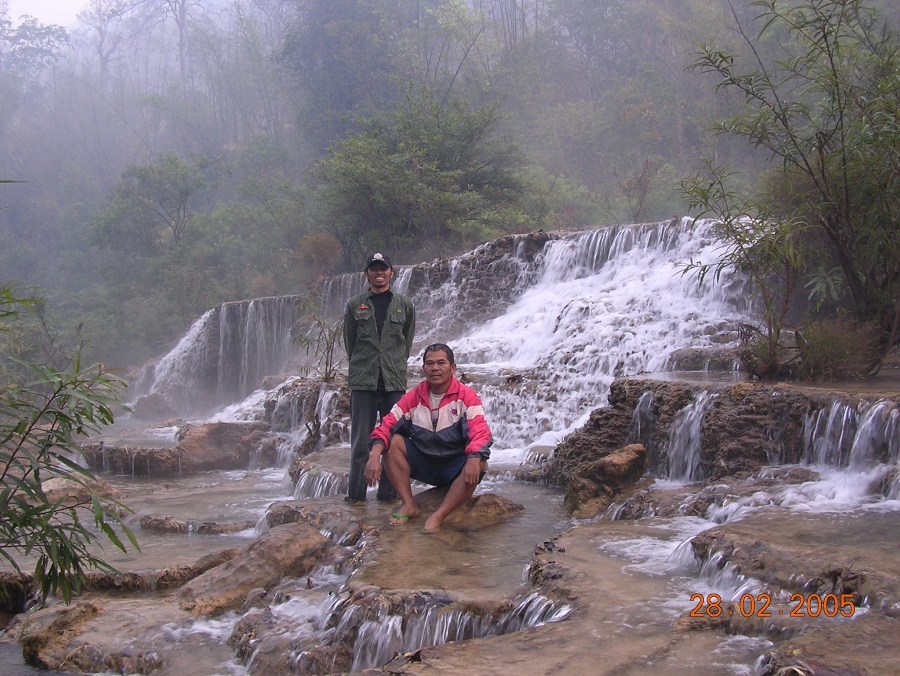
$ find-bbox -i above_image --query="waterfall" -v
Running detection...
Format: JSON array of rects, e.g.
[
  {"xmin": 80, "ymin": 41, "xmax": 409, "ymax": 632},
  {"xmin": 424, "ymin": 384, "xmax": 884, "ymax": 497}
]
[
  {"xmin": 664, "ymin": 391, "xmax": 717, "ymax": 482},
  {"xmin": 314, "ymin": 591, "xmax": 571, "ymax": 672},
  {"xmin": 294, "ymin": 468, "xmax": 348, "ymax": 499},
  {"xmin": 135, "ymin": 296, "xmax": 300, "ymax": 416},
  {"xmin": 217, "ymin": 296, "xmax": 297, "ymax": 403},
  {"xmin": 803, "ymin": 399, "xmax": 899, "ymax": 468},
  {"xmin": 630, "ymin": 391, "xmax": 656, "ymax": 450},
  {"xmin": 139, "ymin": 309, "xmax": 216, "ymax": 407},
  {"xmin": 449, "ymin": 219, "xmax": 751, "ymax": 448},
  {"xmin": 138, "ymin": 219, "xmax": 752, "ymax": 433}
]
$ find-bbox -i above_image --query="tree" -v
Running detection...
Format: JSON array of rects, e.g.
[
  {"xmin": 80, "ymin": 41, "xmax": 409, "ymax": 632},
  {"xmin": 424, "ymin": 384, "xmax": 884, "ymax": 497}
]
[
  {"xmin": 1, "ymin": 286, "xmax": 137, "ymax": 603},
  {"xmin": 77, "ymin": 0, "xmax": 151, "ymax": 90},
  {"xmin": 278, "ymin": 0, "xmax": 418, "ymax": 152},
  {"xmin": 680, "ymin": 162, "xmax": 806, "ymax": 378},
  {"xmin": 690, "ymin": 0, "xmax": 899, "ymax": 366},
  {"xmin": 92, "ymin": 152, "xmax": 210, "ymax": 256},
  {"xmin": 0, "ymin": 12, "xmax": 69, "ymax": 79},
  {"xmin": 0, "ymin": 10, "xmax": 69, "ymax": 145},
  {"xmin": 316, "ymin": 86, "xmax": 525, "ymax": 265}
]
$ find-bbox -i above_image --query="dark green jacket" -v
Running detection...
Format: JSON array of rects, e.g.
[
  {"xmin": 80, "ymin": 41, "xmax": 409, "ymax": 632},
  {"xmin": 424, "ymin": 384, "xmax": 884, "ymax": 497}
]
[{"xmin": 343, "ymin": 289, "xmax": 415, "ymax": 391}]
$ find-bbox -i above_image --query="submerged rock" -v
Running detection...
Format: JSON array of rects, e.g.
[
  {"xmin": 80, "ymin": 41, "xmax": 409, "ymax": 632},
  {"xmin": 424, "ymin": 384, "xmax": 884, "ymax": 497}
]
[
  {"xmin": 80, "ymin": 420, "xmax": 273, "ymax": 476},
  {"xmin": 178, "ymin": 522, "xmax": 335, "ymax": 617},
  {"xmin": 414, "ymin": 489, "xmax": 525, "ymax": 529},
  {"xmin": 139, "ymin": 514, "xmax": 255, "ymax": 535},
  {"xmin": 42, "ymin": 476, "xmax": 123, "ymax": 506},
  {"xmin": 689, "ymin": 510, "xmax": 900, "ymax": 617}
]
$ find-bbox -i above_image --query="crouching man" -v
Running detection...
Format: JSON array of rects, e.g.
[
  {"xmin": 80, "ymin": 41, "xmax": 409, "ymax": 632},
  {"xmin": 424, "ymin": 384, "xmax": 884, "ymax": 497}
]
[{"xmin": 364, "ymin": 343, "xmax": 492, "ymax": 532}]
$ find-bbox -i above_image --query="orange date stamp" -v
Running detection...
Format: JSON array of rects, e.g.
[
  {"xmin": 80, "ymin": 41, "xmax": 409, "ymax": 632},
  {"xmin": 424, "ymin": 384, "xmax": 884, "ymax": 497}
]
[{"xmin": 689, "ymin": 592, "xmax": 857, "ymax": 618}]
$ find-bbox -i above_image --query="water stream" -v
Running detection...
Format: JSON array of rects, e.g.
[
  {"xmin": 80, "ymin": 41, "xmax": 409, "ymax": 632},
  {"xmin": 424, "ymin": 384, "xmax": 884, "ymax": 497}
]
[{"xmin": 3, "ymin": 220, "xmax": 897, "ymax": 674}]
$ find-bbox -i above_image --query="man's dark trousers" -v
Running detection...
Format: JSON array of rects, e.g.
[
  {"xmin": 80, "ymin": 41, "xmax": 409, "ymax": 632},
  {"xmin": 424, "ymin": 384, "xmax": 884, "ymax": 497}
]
[{"xmin": 348, "ymin": 389, "xmax": 403, "ymax": 501}]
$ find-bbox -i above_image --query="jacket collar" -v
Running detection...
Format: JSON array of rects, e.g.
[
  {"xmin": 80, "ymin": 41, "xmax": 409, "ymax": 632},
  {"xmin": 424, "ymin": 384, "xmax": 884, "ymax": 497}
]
[{"xmin": 415, "ymin": 375, "xmax": 460, "ymax": 402}]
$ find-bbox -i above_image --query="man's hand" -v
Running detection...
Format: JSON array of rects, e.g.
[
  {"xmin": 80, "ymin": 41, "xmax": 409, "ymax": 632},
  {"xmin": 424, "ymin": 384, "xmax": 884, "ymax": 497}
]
[
  {"xmin": 365, "ymin": 444, "xmax": 385, "ymax": 487},
  {"xmin": 462, "ymin": 455, "xmax": 483, "ymax": 485}
]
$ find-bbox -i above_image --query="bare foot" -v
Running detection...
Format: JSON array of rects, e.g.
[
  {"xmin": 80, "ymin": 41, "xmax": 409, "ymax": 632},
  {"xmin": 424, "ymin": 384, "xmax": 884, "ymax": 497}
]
[{"xmin": 422, "ymin": 514, "xmax": 443, "ymax": 532}]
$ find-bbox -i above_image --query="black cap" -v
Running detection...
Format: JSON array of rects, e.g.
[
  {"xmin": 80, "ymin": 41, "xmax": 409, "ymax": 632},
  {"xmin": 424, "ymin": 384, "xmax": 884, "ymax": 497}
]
[{"xmin": 364, "ymin": 252, "xmax": 392, "ymax": 270}]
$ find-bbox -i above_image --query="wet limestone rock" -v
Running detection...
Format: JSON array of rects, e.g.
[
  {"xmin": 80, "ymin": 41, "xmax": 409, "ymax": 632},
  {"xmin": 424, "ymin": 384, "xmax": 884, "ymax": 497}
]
[
  {"xmin": 689, "ymin": 510, "xmax": 900, "ymax": 617},
  {"xmin": 74, "ymin": 548, "xmax": 241, "ymax": 593},
  {"xmin": 42, "ymin": 476, "xmax": 122, "ymax": 506},
  {"xmin": 0, "ymin": 573, "xmax": 33, "ymax": 629},
  {"xmin": 139, "ymin": 514, "xmax": 256, "ymax": 535},
  {"xmin": 175, "ymin": 421, "xmax": 272, "ymax": 470},
  {"xmin": 562, "ymin": 444, "xmax": 648, "ymax": 518},
  {"xmin": 18, "ymin": 601, "xmax": 101, "ymax": 670},
  {"xmin": 406, "ymin": 230, "xmax": 556, "ymax": 341},
  {"xmin": 82, "ymin": 421, "xmax": 272, "ymax": 476},
  {"xmin": 759, "ymin": 612, "xmax": 900, "ymax": 675},
  {"xmin": 130, "ymin": 391, "xmax": 177, "ymax": 420},
  {"xmin": 550, "ymin": 377, "xmax": 896, "ymax": 516},
  {"xmin": 413, "ymin": 489, "xmax": 525, "ymax": 528},
  {"xmin": 178, "ymin": 522, "xmax": 334, "ymax": 616}
]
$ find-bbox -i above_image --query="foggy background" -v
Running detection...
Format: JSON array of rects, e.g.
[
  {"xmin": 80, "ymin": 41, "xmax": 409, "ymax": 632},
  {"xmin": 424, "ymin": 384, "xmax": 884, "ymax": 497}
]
[{"xmin": 1, "ymin": 0, "xmax": 896, "ymax": 371}]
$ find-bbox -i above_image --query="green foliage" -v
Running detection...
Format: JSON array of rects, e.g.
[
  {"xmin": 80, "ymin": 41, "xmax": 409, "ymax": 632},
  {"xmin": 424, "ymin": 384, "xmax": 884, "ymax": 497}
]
[
  {"xmin": 279, "ymin": 0, "xmax": 417, "ymax": 152},
  {"xmin": 690, "ymin": 0, "xmax": 899, "ymax": 363},
  {"xmin": 0, "ymin": 287, "xmax": 137, "ymax": 604},
  {"xmin": 795, "ymin": 316, "xmax": 881, "ymax": 380},
  {"xmin": 316, "ymin": 86, "xmax": 527, "ymax": 264},
  {"xmin": 516, "ymin": 166, "xmax": 607, "ymax": 230},
  {"xmin": 9, "ymin": 0, "xmax": 895, "ymax": 376},
  {"xmin": 680, "ymin": 162, "xmax": 806, "ymax": 378},
  {"xmin": 0, "ymin": 14, "xmax": 69, "ymax": 79},
  {"xmin": 84, "ymin": 144, "xmax": 321, "ymax": 366},
  {"xmin": 805, "ymin": 265, "xmax": 845, "ymax": 311},
  {"xmin": 92, "ymin": 152, "xmax": 211, "ymax": 257}
]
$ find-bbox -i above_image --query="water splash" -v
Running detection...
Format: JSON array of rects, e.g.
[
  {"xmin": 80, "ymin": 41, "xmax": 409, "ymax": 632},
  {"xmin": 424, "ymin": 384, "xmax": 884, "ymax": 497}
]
[
  {"xmin": 217, "ymin": 297, "xmax": 297, "ymax": 404},
  {"xmin": 664, "ymin": 391, "xmax": 717, "ymax": 482},
  {"xmin": 319, "ymin": 591, "xmax": 571, "ymax": 672},
  {"xmin": 294, "ymin": 468, "xmax": 348, "ymax": 500},
  {"xmin": 136, "ymin": 297, "xmax": 299, "ymax": 416},
  {"xmin": 804, "ymin": 399, "xmax": 899, "ymax": 470}
]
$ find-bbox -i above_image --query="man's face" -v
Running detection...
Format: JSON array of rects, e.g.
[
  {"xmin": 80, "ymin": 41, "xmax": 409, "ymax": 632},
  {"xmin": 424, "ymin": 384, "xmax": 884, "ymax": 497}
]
[
  {"xmin": 366, "ymin": 263, "xmax": 392, "ymax": 292},
  {"xmin": 422, "ymin": 349, "xmax": 456, "ymax": 391}
]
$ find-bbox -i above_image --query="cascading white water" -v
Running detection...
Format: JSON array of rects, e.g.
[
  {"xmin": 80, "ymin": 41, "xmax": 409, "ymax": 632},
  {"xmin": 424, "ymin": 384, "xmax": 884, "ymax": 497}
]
[
  {"xmin": 135, "ymin": 219, "xmax": 752, "ymax": 435},
  {"xmin": 135, "ymin": 297, "xmax": 300, "ymax": 416},
  {"xmin": 94, "ymin": 221, "xmax": 899, "ymax": 676},
  {"xmin": 664, "ymin": 391, "xmax": 717, "ymax": 482},
  {"xmin": 138, "ymin": 309, "xmax": 216, "ymax": 405},
  {"xmin": 804, "ymin": 399, "xmax": 899, "ymax": 470},
  {"xmin": 450, "ymin": 219, "xmax": 752, "ymax": 449},
  {"xmin": 217, "ymin": 297, "xmax": 297, "ymax": 403},
  {"xmin": 317, "ymin": 591, "xmax": 571, "ymax": 672}
]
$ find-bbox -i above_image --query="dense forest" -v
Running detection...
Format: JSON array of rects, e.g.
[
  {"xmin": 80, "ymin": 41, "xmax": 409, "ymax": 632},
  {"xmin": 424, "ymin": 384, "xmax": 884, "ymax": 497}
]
[{"xmin": 0, "ymin": 0, "xmax": 897, "ymax": 371}]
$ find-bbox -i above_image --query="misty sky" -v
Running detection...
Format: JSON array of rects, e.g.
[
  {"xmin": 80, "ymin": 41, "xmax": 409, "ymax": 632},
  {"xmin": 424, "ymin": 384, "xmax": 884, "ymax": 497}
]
[{"xmin": 7, "ymin": 0, "xmax": 84, "ymax": 26}]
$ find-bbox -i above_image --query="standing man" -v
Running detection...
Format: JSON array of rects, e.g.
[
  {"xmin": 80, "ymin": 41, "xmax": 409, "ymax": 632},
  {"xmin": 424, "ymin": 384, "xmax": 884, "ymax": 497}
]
[
  {"xmin": 365, "ymin": 343, "xmax": 492, "ymax": 532},
  {"xmin": 343, "ymin": 252, "xmax": 416, "ymax": 503}
]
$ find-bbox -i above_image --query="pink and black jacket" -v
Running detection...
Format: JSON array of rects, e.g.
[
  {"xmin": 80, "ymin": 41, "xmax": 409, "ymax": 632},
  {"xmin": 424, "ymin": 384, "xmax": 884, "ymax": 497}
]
[{"xmin": 369, "ymin": 376, "xmax": 492, "ymax": 460}]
